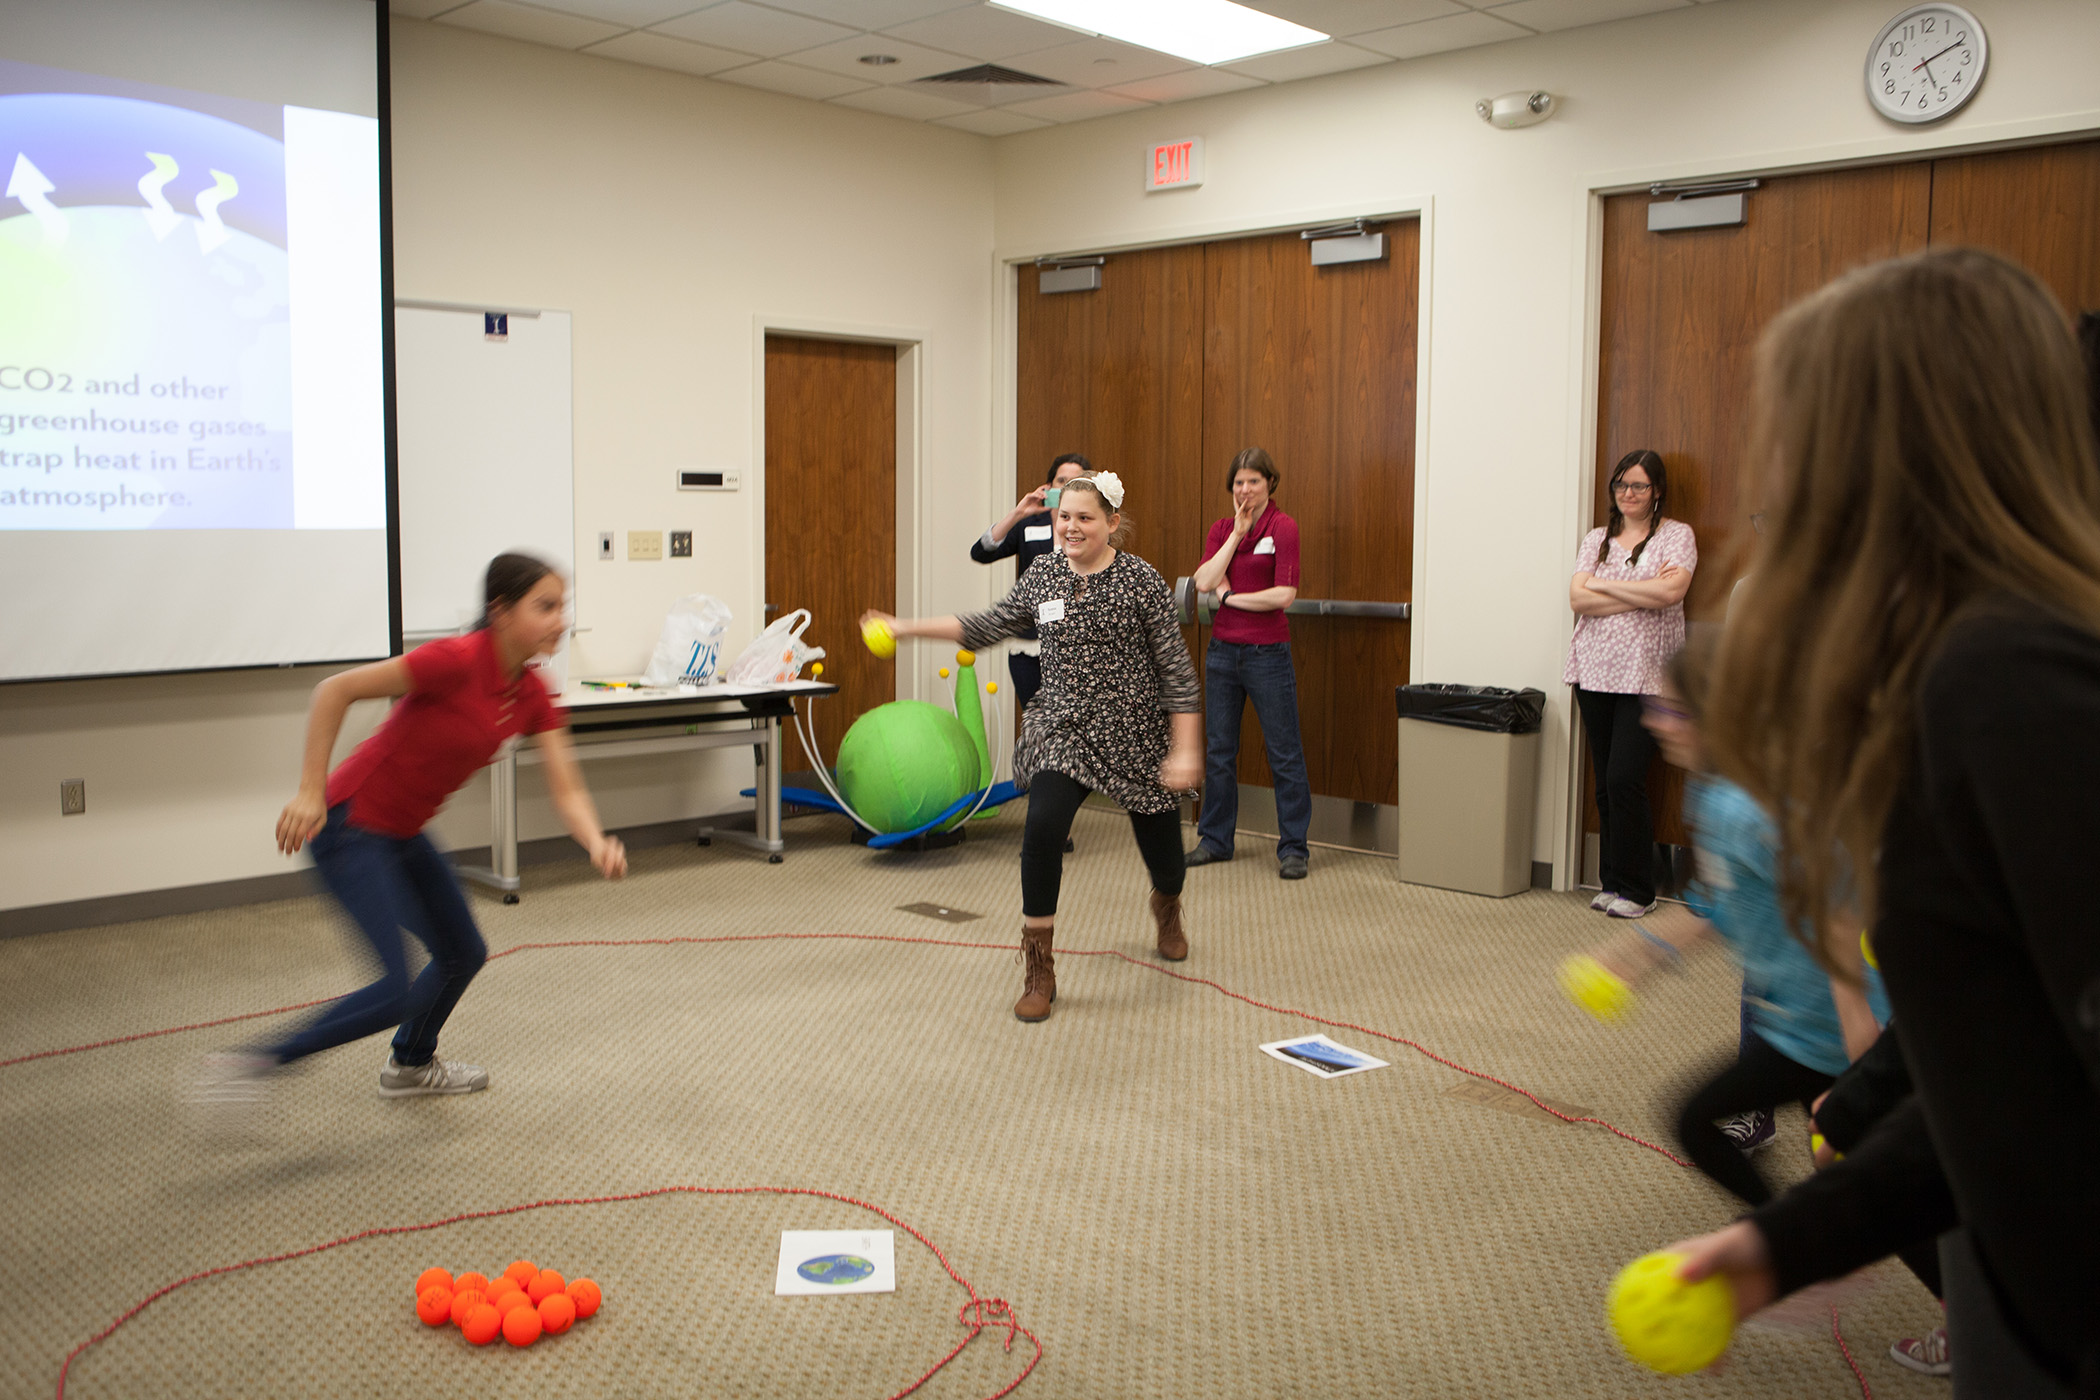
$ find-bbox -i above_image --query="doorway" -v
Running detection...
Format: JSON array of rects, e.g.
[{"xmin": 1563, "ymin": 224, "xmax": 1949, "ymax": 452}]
[
  {"xmin": 763, "ymin": 333, "xmax": 897, "ymax": 771},
  {"xmin": 1014, "ymin": 222, "xmax": 1420, "ymax": 849},
  {"xmin": 1585, "ymin": 137, "xmax": 2100, "ymax": 876}
]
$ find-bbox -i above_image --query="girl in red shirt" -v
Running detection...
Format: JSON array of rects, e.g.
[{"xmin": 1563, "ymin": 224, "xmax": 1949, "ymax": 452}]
[{"xmin": 207, "ymin": 554, "xmax": 624, "ymax": 1104}]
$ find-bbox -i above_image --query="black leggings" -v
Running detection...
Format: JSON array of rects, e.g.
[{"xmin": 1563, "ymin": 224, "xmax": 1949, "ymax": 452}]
[
  {"xmin": 1675, "ymin": 1029, "xmax": 1835, "ymax": 1206},
  {"xmin": 1021, "ymin": 771, "xmax": 1184, "ymax": 918},
  {"xmin": 1574, "ymin": 686, "xmax": 1658, "ymax": 905}
]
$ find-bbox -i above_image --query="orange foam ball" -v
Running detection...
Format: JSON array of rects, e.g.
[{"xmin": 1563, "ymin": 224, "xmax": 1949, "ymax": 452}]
[
  {"xmin": 416, "ymin": 1267, "xmax": 454, "ymax": 1297},
  {"xmin": 504, "ymin": 1260, "xmax": 538, "ymax": 1287},
  {"xmin": 527, "ymin": 1269, "xmax": 566, "ymax": 1305},
  {"xmin": 455, "ymin": 1271, "xmax": 490, "ymax": 1295},
  {"xmin": 416, "ymin": 1284, "xmax": 454, "ymax": 1327},
  {"xmin": 502, "ymin": 1303, "xmax": 543, "ymax": 1347},
  {"xmin": 486, "ymin": 1276, "xmax": 524, "ymax": 1300},
  {"xmin": 448, "ymin": 1288, "xmax": 487, "ymax": 1327},
  {"xmin": 566, "ymin": 1278, "xmax": 601, "ymax": 1319},
  {"xmin": 461, "ymin": 1303, "xmax": 502, "ymax": 1346},
  {"xmin": 538, "ymin": 1292, "xmax": 576, "ymax": 1334}
]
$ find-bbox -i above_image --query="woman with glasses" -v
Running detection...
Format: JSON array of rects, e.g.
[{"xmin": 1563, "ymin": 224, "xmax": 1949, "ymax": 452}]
[{"xmin": 1564, "ymin": 449, "xmax": 1695, "ymax": 918}]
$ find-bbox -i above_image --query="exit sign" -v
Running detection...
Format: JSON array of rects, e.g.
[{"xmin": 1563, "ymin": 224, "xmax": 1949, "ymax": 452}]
[{"xmin": 1145, "ymin": 137, "xmax": 1204, "ymax": 193}]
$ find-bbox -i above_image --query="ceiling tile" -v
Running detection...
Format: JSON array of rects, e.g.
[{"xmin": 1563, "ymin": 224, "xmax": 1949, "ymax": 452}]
[
  {"xmin": 516, "ymin": 0, "xmax": 706, "ymax": 24},
  {"xmin": 1240, "ymin": 0, "xmax": 1465, "ymax": 37},
  {"xmin": 1102, "ymin": 66, "xmax": 1266, "ymax": 104},
  {"xmin": 1014, "ymin": 35, "xmax": 1198, "ymax": 88},
  {"xmin": 583, "ymin": 29, "xmax": 755, "ymax": 73},
  {"xmin": 880, "ymin": 4, "xmax": 1077, "ymax": 61},
  {"xmin": 999, "ymin": 87, "xmax": 1152, "ymax": 123},
  {"xmin": 391, "ymin": 0, "xmax": 474, "ymax": 20},
  {"xmin": 784, "ymin": 32, "xmax": 975, "ymax": 83},
  {"xmin": 435, "ymin": 0, "xmax": 629, "ymax": 47},
  {"xmin": 763, "ymin": 0, "xmax": 974, "ymax": 26},
  {"xmin": 650, "ymin": 2, "xmax": 858, "ymax": 57},
  {"xmin": 710, "ymin": 57, "xmax": 877, "ymax": 98},
  {"xmin": 1348, "ymin": 11, "xmax": 1534, "ymax": 58},
  {"xmin": 1482, "ymin": 0, "xmax": 1689, "ymax": 32},
  {"xmin": 829, "ymin": 84, "xmax": 984, "ymax": 119},
  {"xmin": 933, "ymin": 106, "xmax": 1053, "ymax": 134},
  {"xmin": 1220, "ymin": 39, "xmax": 1390, "ymax": 80}
]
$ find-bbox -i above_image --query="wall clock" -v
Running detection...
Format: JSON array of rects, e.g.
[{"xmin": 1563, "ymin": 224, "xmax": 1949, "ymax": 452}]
[{"xmin": 1867, "ymin": 4, "xmax": 1987, "ymax": 123}]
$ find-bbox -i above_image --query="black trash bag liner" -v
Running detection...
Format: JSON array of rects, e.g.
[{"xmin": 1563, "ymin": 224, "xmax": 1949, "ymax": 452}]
[{"xmin": 1394, "ymin": 684, "xmax": 1546, "ymax": 734}]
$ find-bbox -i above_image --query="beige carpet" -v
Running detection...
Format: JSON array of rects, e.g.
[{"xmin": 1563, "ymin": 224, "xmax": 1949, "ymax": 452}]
[{"xmin": 0, "ymin": 806, "xmax": 1945, "ymax": 1399}]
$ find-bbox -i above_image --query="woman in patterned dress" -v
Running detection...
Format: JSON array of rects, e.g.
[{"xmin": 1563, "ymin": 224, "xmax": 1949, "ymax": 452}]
[
  {"xmin": 1565, "ymin": 449, "xmax": 1696, "ymax": 919},
  {"xmin": 863, "ymin": 473, "xmax": 1202, "ymax": 1022}
]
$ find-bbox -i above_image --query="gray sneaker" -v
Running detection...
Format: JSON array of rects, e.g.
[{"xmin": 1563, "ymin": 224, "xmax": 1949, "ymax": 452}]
[
  {"xmin": 1278, "ymin": 855, "xmax": 1308, "ymax": 880},
  {"xmin": 1605, "ymin": 897, "xmax": 1658, "ymax": 919},
  {"xmin": 1588, "ymin": 889, "xmax": 1618, "ymax": 912},
  {"xmin": 379, "ymin": 1054, "xmax": 489, "ymax": 1097},
  {"xmin": 1183, "ymin": 846, "xmax": 1231, "ymax": 868}
]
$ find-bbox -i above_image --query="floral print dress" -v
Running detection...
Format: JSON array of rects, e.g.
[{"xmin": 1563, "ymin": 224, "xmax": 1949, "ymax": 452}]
[{"xmin": 959, "ymin": 549, "xmax": 1201, "ymax": 816}]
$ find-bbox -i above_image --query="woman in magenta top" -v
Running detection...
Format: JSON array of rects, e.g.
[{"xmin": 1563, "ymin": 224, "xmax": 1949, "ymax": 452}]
[
  {"xmin": 1565, "ymin": 450, "xmax": 1695, "ymax": 918},
  {"xmin": 1186, "ymin": 447, "xmax": 1312, "ymax": 880},
  {"xmin": 207, "ymin": 554, "xmax": 626, "ymax": 1105}
]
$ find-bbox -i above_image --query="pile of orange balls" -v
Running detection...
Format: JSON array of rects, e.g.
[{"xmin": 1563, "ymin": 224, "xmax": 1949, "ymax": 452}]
[{"xmin": 413, "ymin": 1260, "xmax": 602, "ymax": 1348}]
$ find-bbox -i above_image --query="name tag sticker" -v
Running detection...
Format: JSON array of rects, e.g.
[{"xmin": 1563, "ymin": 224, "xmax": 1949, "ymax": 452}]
[
  {"xmin": 1036, "ymin": 599, "xmax": 1066, "ymax": 625},
  {"xmin": 1023, "ymin": 525, "xmax": 1053, "ymax": 542},
  {"xmin": 1253, "ymin": 536, "xmax": 1276, "ymax": 555}
]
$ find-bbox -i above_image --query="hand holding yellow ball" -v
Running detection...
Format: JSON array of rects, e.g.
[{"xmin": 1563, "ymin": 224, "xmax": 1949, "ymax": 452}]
[
  {"xmin": 861, "ymin": 617, "xmax": 896, "ymax": 659},
  {"xmin": 1608, "ymin": 1251, "xmax": 1735, "ymax": 1374}
]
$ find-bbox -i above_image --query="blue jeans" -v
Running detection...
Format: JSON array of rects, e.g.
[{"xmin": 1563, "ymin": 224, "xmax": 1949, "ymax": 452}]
[
  {"xmin": 1197, "ymin": 640, "xmax": 1311, "ymax": 863},
  {"xmin": 266, "ymin": 803, "xmax": 488, "ymax": 1067}
]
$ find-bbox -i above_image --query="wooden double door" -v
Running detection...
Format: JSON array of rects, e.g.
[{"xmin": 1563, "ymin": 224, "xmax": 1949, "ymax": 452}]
[
  {"xmin": 1015, "ymin": 223, "xmax": 1420, "ymax": 806},
  {"xmin": 1592, "ymin": 138, "xmax": 2100, "ymax": 848}
]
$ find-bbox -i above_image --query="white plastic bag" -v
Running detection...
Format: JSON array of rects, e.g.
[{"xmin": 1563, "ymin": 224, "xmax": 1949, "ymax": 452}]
[
  {"xmin": 724, "ymin": 608, "xmax": 826, "ymax": 685},
  {"xmin": 640, "ymin": 594, "xmax": 733, "ymax": 687}
]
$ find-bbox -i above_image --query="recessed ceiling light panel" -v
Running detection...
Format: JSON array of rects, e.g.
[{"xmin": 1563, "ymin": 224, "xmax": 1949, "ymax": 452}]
[{"xmin": 989, "ymin": 0, "xmax": 1327, "ymax": 67}]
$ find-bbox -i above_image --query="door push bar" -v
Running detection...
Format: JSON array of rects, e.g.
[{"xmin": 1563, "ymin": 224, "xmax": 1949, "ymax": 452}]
[{"xmin": 1173, "ymin": 576, "xmax": 1413, "ymax": 628}]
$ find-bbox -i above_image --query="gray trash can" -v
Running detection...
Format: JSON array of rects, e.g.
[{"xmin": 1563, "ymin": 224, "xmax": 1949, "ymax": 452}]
[{"xmin": 1396, "ymin": 685, "xmax": 1546, "ymax": 897}]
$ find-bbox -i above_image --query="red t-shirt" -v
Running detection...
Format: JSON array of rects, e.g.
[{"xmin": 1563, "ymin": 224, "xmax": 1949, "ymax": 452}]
[
  {"xmin": 1204, "ymin": 505, "xmax": 1300, "ymax": 645},
  {"xmin": 325, "ymin": 630, "xmax": 567, "ymax": 837}
]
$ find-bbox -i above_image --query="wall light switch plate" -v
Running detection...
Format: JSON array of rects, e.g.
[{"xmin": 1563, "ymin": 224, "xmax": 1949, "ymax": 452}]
[
  {"xmin": 628, "ymin": 530, "xmax": 663, "ymax": 561},
  {"xmin": 598, "ymin": 532, "xmax": 614, "ymax": 561},
  {"xmin": 669, "ymin": 531, "xmax": 692, "ymax": 558}
]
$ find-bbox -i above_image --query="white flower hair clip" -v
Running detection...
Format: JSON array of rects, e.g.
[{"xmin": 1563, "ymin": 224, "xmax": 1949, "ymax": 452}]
[{"xmin": 1083, "ymin": 471, "xmax": 1125, "ymax": 510}]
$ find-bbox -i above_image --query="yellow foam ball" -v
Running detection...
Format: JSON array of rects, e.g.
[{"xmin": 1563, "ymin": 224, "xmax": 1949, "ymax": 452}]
[
  {"xmin": 810, "ymin": 662, "xmax": 823, "ymax": 677},
  {"xmin": 1558, "ymin": 954, "xmax": 1634, "ymax": 1024},
  {"xmin": 1809, "ymin": 1132, "xmax": 1845, "ymax": 1161},
  {"xmin": 861, "ymin": 618, "xmax": 896, "ymax": 659},
  {"xmin": 939, "ymin": 667, "xmax": 950, "ymax": 679},
  {"xmin": 985, "ymin": 682, "xmax": 998, "ymax": 694},
  {"xmin": 1607, "ymin": 1251, "xmax": 1734, "ymax": 1374},
  {"xmin": 956, "ymin": 649, "xmax": 976, "ymax": 666}
]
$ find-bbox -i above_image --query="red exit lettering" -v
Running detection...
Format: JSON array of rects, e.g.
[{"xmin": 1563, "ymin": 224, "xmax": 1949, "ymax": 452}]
[{"xmin": 1153, "ymin": 142, "xmax": 1192, "ymax": 186}]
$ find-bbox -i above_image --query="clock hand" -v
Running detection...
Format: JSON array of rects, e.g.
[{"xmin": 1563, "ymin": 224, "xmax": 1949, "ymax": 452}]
[{"xmin": 1911, "ymin": 40, "xmax": 1960, "ymax": 73}]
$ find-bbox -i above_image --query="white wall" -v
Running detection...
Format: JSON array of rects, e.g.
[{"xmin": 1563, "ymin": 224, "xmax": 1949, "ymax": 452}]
[
  {"xmin": 987, "ymin": 0, "xmax": 2100, "ymax": 878},
  {"xmin": 0, "ymin": 18, "xmax": 997, "ymax": 912}
]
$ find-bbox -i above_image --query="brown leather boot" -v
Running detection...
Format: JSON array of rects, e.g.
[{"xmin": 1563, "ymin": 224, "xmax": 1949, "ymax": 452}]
[
  {"xmin": 1150, "ymin": 890, "xmax": 1188, "ymax": 962},
  {"xmin": 1014, "ymin": 923, "xmax": 1056, "ymax": 1021}
]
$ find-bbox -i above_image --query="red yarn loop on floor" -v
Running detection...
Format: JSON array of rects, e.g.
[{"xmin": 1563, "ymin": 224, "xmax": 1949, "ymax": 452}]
[{"xmin": 54, "ymin": 1183, "xmax": 1041, "ymax": 1400}]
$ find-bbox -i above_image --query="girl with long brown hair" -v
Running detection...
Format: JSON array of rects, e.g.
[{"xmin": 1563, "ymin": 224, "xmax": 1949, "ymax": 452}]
[{"xmin": 1657, "ymin": 249, "xmax": 2100, "ymax": 1396}]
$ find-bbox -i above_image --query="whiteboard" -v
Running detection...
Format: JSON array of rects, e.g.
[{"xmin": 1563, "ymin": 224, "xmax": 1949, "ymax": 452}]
[{"xmin": 393, "ymin": 304, "xmax": 574, "ymax": 638}]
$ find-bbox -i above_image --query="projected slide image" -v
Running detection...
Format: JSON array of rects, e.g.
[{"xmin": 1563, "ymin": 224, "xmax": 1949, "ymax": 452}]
[{"xmin": 0, "ymin": 60, "xmax": 372, "ymax": 531}]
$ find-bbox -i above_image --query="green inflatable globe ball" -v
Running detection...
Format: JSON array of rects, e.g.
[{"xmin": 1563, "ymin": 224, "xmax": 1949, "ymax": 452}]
[{"xmin": 835, "ymin": 700, "xmax": 982, "ymax": 835}]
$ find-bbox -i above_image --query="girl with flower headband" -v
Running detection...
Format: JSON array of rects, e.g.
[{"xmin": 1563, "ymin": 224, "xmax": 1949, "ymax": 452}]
[{"xmin": 865, "ymin": 472, "xmax": 1203, "ymax": 1021}]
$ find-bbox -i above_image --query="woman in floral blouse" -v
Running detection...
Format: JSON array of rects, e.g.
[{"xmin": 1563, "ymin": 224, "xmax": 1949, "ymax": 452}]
[
  {"xmin": 865, "ymin": 472, "xmax": 1202, "ymax": 1022},
  {"xmin": 1566, "ymin": 449, "xmax": 1697, "ymax": 919}
]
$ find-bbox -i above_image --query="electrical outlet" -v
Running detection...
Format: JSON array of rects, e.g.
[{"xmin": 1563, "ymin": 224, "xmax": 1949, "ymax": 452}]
[
  {"xmin": 669, "ymin": 531, "xmax": 692, "ymax": 558},
  {"xmin": 60, "ymin": 779, "xmax": 85, "ymax": 816},
  {"xmin": 627, "ymin": 530, "xmax": 663, "ymax": 561},
  {"xmin": 598, "ymin": 532, "xmax": 614, "ymax": 561}
]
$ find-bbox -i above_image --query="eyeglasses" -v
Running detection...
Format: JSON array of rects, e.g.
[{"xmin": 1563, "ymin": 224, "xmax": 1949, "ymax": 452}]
[{"xmin": 1612, "ymin": 481, "xmax": 1654, "ymax": 497}]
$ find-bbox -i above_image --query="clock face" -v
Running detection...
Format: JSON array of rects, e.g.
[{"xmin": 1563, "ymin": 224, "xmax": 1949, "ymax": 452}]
[{"xmin": 1867, "ymin": 4, "xmax": 1987, "ymax": 124}]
